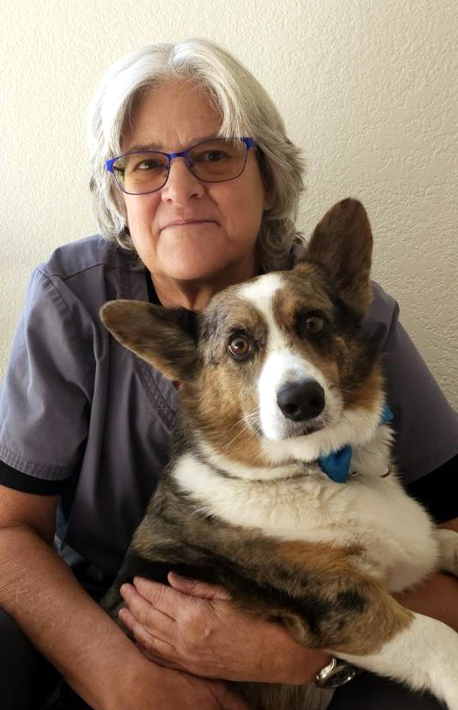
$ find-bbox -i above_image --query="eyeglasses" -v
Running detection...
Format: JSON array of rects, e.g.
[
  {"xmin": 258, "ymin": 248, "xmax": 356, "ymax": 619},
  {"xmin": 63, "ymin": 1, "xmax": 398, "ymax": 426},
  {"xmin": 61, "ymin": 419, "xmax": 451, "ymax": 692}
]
[{"xmin": 105, "ymin": 137, "xmax": 256, "ymax": 195}]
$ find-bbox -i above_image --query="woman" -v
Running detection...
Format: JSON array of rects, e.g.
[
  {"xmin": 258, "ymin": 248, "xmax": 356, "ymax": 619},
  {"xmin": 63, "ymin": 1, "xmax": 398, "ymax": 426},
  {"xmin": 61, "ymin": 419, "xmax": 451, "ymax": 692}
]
[{"xmin": 0, "ymin": 39, "xmax": 457, "ymax": 710}]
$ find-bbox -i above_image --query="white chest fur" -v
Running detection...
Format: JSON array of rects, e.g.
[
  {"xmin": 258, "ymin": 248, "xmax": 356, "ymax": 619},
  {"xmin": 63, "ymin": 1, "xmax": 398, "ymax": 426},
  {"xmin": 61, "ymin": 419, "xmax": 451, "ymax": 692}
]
[{"xmin": 173, "ymin": 433, "xmax": 439, "ymax": 593}]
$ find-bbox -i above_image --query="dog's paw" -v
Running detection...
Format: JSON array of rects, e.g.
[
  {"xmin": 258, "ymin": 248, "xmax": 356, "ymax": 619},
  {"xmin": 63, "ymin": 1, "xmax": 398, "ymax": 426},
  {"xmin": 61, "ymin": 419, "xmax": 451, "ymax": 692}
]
[{"xmin": 436, "ymin": 528, "xmax": 458, "ymax": 576}]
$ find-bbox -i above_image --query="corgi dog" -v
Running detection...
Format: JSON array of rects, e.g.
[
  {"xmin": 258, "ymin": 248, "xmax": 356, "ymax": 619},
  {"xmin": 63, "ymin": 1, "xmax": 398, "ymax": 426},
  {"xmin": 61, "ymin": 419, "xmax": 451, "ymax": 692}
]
[{"xmin": 47, "ymin": 199, "xmax": 458, "ymax": 710}]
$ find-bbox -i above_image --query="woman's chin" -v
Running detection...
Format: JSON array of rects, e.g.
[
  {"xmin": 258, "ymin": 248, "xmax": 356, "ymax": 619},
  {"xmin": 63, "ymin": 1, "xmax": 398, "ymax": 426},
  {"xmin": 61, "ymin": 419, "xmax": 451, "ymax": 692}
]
[
  {"xmin": 159, "ymin": 260, "xmax": 229, "ymax": 283},
  {"xmin": 156, "ymin": 246, "xmax": 234, "ymax": 283}
]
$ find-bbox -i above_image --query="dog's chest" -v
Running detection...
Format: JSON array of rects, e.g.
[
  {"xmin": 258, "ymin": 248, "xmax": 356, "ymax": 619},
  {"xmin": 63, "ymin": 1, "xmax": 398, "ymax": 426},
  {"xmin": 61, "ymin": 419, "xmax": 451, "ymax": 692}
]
[{"xmin": 173, "ymin": 453, "xmax": 438, "ymax": 592}]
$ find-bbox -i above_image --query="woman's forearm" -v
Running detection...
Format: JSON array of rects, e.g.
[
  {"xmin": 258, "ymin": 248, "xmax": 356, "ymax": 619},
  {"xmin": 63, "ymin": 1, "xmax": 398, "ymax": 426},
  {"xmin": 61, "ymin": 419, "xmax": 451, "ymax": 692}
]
[
  {"xmin": 0, "ymin": 524, "xmax": 155, "ymax": 710},
  {"xmin": 394, "ymin": 571, "xmax": 458, "ymax": 631},
  {"xmin": 394, "ymin": 518, "xmax": 458, "ymax": 631}
]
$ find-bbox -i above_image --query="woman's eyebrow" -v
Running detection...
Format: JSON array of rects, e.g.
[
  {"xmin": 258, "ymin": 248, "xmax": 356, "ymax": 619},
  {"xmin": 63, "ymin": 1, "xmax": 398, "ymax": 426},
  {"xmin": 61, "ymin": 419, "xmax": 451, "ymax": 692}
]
[{"xmin": 124, "ymin": 133, "xmax": 222, "ymax": 154}]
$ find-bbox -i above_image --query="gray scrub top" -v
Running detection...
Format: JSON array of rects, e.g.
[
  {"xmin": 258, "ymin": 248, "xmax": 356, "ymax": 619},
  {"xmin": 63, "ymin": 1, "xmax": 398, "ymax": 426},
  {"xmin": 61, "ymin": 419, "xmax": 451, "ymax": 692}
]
[{"xmin": 0, "ymin": 236, "xmax": 457, "ymax": 577}]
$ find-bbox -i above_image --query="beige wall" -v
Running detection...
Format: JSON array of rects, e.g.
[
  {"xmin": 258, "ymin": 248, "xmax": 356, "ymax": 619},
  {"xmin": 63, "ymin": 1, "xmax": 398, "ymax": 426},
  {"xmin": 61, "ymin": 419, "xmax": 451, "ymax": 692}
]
[{"xmin": 1, "ymin": 0, "xmax": 457, "ymax": 407}]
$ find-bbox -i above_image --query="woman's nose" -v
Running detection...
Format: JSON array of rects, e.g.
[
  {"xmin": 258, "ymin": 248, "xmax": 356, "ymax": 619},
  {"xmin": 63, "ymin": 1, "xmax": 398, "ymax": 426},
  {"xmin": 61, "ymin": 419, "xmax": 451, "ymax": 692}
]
[{"xmin": 160, "ymin": 157, "xmax": 205, "ymax": 204}]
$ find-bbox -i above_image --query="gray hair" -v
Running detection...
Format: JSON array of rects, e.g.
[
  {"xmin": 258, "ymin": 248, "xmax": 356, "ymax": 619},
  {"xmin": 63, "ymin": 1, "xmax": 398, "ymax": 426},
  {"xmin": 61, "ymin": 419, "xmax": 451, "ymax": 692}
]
[{"xmin": 88, "ymin": 38, "xmax": 305, "ymax": 273}]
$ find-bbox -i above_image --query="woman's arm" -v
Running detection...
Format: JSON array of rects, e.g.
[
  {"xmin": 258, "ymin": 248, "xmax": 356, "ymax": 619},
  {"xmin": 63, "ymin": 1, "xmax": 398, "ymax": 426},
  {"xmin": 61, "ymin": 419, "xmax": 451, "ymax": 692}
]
[
  {"xmin": 0, "ymin": 486, "xmax": 249, "ymax": 710},
  {"xmin": 0, "ymin": 487, "xmax": 143, "ymax": 708},
  {"xmin": 393, "ymin": 516, "xmax": 458, "ymax": 632},
  {"xmin": 438, "ymin": 516, "xmax": 458, "ymax": 533}
]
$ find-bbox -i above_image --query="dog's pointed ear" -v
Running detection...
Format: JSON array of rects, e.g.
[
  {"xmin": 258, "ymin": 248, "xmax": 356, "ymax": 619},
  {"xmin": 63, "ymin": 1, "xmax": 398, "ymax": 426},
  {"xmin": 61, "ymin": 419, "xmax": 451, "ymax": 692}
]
[
  {"xmin": 304, "ymin": 198, "xmax": 373, "ymax": 316},
  {"xmin": 100, "ymin": 300, "xmax": 199, "ymax": 382}
]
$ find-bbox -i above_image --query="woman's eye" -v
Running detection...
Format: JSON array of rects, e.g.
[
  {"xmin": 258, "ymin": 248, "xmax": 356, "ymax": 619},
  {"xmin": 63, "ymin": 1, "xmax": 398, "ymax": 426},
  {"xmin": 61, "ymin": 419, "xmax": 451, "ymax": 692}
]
[
  {"xmin": 227, "ymin": 336, "xmax": 251, "ymax": 359},
  {"xmin": 135, "ymin": 160, "xmax": 161, "ymax": 171},
  {"xmin": 304, "ymin": 316, "xmax": 325, "ymax": 334},
  {"xmin": 202, "ymin": 150, "xmax": 227, "ymax": 162}
]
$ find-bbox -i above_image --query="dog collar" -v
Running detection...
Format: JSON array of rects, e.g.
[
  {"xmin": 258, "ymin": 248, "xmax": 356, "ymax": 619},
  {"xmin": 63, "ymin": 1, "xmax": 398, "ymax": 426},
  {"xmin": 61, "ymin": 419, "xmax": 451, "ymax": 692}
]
[{"xmin": 318, "ymin": 405, "xmax": 393, "ymax": 484}]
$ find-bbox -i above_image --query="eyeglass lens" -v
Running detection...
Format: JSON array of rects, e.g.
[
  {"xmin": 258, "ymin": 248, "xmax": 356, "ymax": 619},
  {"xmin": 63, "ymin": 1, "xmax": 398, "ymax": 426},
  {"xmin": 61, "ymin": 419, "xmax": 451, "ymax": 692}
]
[{"xmin": 112, "ymin": 138, "xmax": 248, "ymax": 194}]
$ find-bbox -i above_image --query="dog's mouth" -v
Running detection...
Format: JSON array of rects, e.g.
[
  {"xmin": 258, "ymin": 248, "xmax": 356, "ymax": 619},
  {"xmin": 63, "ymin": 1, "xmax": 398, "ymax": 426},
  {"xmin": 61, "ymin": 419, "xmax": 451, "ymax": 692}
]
[
  {"xmin": 279, "ymin": 418, "xmax": 325, "ymax": 440},
  {"xmin": 244, "ymin": 410, "xmax": 326, "ymax": 441}
]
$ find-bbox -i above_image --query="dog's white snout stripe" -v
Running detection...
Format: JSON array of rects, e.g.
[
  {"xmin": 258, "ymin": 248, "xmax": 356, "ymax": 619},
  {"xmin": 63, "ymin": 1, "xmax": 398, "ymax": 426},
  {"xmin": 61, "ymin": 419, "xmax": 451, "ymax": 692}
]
[
  {"xmin": 258, "ymin": 350, "xmax": 327, "ymax": 440},
  {"xmin": 239, "ymin": 274, "xmax": 337, "ymax": 441}
]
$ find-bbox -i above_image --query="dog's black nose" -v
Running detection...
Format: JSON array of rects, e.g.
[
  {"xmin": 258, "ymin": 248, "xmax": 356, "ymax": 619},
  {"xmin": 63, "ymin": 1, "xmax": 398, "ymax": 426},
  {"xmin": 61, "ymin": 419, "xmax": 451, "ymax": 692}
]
[{"xmin": 277, "ymin": 380, "xmax": 325, "ymax": 422}]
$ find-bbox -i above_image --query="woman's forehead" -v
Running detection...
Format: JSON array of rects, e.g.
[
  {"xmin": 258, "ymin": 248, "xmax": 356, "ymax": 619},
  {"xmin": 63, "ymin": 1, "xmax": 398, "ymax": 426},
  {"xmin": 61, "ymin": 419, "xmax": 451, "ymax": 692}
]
[{"xmin": 121, "ymin": 79, "xmax": 223, "ymax": 154}]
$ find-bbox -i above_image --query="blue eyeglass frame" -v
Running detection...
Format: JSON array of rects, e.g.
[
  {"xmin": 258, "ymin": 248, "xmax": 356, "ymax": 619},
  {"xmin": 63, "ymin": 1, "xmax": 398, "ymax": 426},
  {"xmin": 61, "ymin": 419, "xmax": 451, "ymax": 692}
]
[{"xmin": 105, "ymin": 136, "xmax": 256, "ymax": 194}]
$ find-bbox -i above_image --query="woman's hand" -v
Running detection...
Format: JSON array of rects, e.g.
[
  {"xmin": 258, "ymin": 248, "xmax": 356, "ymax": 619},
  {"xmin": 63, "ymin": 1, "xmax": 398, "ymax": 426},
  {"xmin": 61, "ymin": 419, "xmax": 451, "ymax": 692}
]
[{"xmin": 118, "ymin": 573, "xmax": 331, "ymax": 685}]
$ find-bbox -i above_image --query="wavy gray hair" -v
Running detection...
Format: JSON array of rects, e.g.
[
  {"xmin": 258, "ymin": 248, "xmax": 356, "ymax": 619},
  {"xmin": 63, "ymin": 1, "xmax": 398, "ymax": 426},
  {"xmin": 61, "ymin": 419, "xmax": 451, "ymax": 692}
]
[{"xmin": 88, "ymin": 38, "xmax": 305, "ymax": 273}]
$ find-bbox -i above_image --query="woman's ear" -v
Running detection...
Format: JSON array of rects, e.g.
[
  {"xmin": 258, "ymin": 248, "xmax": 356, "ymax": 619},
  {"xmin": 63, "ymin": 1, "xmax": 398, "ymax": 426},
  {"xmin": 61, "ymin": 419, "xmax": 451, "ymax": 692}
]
[{"xmin": 100, "ymin": 300, "xmax": 199, "ymax": 382}]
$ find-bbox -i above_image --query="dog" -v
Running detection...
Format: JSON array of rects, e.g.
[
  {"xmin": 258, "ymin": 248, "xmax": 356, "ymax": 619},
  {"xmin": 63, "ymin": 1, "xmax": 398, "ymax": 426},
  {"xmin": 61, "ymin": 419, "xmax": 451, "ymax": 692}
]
[{"xmin": 45, "ymin": 199, "xmax": 458, "ymax": 710}]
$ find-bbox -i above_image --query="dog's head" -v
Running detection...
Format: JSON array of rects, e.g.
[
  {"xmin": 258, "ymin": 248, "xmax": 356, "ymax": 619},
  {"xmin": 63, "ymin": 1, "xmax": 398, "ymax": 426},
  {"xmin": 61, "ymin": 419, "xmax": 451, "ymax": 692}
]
[{"xmin": 101, "ymin": 199, "xmax": 383, "ymax": 469}]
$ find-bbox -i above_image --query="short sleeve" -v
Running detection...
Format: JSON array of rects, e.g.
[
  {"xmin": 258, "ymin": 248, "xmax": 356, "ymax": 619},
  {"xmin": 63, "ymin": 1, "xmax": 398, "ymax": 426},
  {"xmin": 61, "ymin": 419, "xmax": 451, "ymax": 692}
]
[
  {"xmin": 379, "ymin": 298, "xmax": 458, "ymax": 485},
  {"xmin": 0, "ymin": 268, "xmax": 92, "ymax": 481}
]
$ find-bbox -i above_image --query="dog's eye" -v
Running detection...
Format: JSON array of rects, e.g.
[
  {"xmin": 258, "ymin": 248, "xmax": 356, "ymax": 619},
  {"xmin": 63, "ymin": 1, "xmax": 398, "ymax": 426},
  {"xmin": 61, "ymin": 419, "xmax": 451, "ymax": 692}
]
[
  {"xmin": 227, "ymin": 335, "xmax": 251, "ymax": 360},
  {"xmin": 304, "ymin": 316, "xmax": 324, "ymax": 334}
]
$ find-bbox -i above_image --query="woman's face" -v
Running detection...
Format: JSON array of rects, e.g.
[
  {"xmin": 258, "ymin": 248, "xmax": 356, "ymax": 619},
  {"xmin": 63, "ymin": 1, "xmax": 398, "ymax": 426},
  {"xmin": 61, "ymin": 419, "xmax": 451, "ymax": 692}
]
[{"xmin": 120, "ymin": 80, "xmax": 268, "ymax": 293}]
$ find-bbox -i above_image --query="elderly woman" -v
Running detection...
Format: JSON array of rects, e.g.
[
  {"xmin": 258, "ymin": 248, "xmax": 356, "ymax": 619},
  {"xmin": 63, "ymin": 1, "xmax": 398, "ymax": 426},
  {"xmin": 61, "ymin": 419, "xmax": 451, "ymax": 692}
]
[{"xmin": 0, "ymin": 39, "xmax": 457, "ymax": 710}]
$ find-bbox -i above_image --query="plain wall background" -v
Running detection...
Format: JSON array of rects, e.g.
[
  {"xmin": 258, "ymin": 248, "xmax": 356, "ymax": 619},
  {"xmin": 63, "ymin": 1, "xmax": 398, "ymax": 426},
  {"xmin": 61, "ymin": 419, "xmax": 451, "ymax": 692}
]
[{"xmin": 1, "ymin": 0, "xmax": 457, "ymax": 407}]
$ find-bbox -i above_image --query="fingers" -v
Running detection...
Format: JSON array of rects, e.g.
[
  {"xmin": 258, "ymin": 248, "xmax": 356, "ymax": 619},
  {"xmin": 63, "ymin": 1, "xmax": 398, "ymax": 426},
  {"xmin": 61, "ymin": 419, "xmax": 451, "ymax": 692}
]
[
  {"xmin": 168, "ymin": 572, "xmax": 232, "ymax": 601},
  {"xmin": 118, "ymin": 606, "xmax": 176, "ymax": 659},
  {"xmin": 124, "ymin": 576, "xmax": 192, "ymax": 618},
  {"xmin": 120, "ymin": 581, "xmax": 177, "ymax": 635},
  {"xmin": 119, "ymin": 579, "xmax": 215, "ymax": 672}
]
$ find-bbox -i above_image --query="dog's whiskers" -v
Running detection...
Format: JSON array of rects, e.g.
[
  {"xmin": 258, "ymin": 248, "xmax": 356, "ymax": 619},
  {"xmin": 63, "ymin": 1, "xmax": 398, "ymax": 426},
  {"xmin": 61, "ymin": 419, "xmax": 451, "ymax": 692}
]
[
  {"xmin": 221, "ymin": 418, "xmax": 252, "ymax": 451},
  {"xmin": 243, "ymin": 410, "xmax": 260, "ymax": 429}
]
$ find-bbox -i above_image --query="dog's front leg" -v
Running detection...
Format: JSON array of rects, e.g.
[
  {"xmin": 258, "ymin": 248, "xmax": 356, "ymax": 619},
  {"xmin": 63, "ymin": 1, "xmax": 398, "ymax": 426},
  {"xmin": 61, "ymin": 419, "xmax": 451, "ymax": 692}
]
[
  {"xmin": 268, "ymin": 572, "xmax": 458, "ymax": 710},
  {"xmin": 338, "ymin": 610, "xmax": 458, "ymax": 710}
]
